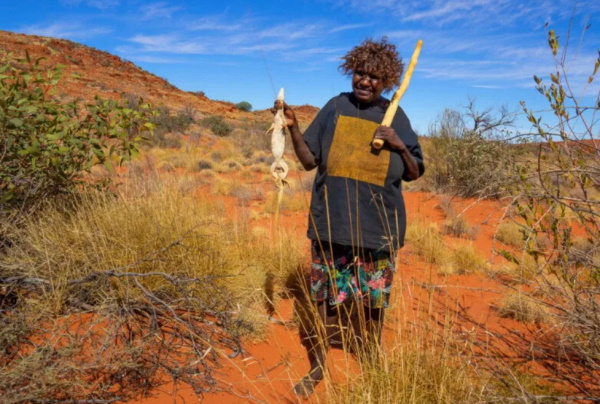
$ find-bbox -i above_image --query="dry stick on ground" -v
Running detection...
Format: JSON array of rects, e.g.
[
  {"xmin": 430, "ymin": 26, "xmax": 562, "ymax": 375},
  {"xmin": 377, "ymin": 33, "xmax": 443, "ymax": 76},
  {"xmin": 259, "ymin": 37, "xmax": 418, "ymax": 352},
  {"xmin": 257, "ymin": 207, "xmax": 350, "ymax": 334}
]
[{"xmin": 0, "ymin": 235, "xmax": 257, "ymax": 402}]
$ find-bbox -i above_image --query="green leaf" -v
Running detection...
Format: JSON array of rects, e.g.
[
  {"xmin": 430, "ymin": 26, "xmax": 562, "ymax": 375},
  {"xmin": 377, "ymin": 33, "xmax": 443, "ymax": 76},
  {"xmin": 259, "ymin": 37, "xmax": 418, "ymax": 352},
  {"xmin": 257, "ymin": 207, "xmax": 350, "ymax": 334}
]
[
  {"xmin": 9, "ymin": 118, "xmax": 23, "ymax": 127},
  {"xmin": 104, "ymin": 160, "xmax": 115, "ymax": 173},
  {"xmin": 18, "ymin": 146, "xmax": 39, "ymax": 156}
]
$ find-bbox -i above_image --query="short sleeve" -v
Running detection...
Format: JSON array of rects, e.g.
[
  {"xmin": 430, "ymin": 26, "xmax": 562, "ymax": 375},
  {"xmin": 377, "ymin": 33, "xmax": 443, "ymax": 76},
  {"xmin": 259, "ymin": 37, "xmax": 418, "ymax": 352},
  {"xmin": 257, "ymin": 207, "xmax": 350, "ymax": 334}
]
[
  {"xmin": 303, "ymin": 97, "xmax": 336, "ymax": 165},
  {"xmin": 392, "ymin": 107, "xmax": 425, "ymax": 182}
]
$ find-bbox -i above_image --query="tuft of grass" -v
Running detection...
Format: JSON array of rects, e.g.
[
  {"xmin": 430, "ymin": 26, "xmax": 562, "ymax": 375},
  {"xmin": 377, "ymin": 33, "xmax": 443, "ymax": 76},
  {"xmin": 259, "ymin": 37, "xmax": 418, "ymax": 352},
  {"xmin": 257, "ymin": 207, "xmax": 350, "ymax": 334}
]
[
  {"xmin": 211, "ymin": 177, "xmax": 237, "ymax": 196},
  {"xmin": 166, "ymin": 153, "xmax": 190, "ymax": 169},
  {"xmin": 217, "ymin": 158, "xmax": 243, "ymax": 173},
  {"xmin": 437, "ymin": 194, "xmax": 455, "ymax": 216},
  {"xmin": 497, "ymin": 292, "xmax": 550, "ymax": 324},
  {"xmin": 406, "ymin": 222, "xmax": 450, "ymax": 266},
  {"xmin": 440, "ymin": 244, "xmax": 487, "ymax": 275},
  {"xmin": 496, "ymin": 221, "xmax": 525, "ymax": 248},
  {"xmin": 157, "ymin": 160, "xmax": 174, "ymax": 172},
  {"xmin": 443, "ymin": 215, "xmax": 478, "ymax": 239},
  {"xmin": 3, "ymin": 175, "xmax": 304, "ymax": 335},
  {"xmin": 197, "ymin": 168, "xmax": 216, "ymax": 181},
  {"xmin": 325, "ymin": 313, "xmax": 488, "ymax": 403},
  {"xmin": 195, "ymin": 158, "xmax": 213, "ymax": 171},
  {"xmin": 247, "ymin": 163, "xmax": 270, "ymax": 174}
]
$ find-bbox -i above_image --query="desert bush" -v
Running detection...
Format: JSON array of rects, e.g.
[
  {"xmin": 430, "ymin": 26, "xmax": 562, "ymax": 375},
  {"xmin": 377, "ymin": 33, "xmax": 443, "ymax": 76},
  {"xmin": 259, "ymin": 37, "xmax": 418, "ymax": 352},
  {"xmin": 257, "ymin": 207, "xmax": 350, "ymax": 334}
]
[
  {"xmin": 134, "ymin": 104, "xmax": 194, "ymax": 148},
  {"xmin": 195, "ymin": 158, "xmax": 213, "ymax": 171},
  {"xmin": 422, "ymin": 103, "xmax": 517, "ymax": 198},
  {"xmin": 327, "ymin": 316, "xmax": 487, "ymax": 403},
  {"xmin": 443, "ymin": 215, "xmax": 478, "ymax": 239},
  {"xmin": 201, "ymin": 115, "xmax": 232, "ymax": 137},
  {"xmin": 0, "ymin": 175, "xmax": 305, "ymax": 401},
  {"xmin": 446, "ymin": 244, "xmax": 487, "ymax": 275},
  {"xmin": 497, "ymin": 292, "xmax": 550, "ymax": 324},
  {"xmin": 503, "ymin": 27, "xmax": 600, "ymax": 393},
  {"xmin": 495, "ymin": 220, "xmax": 525, "ymax": 248},
  {"xmin": 406, "ymin": 222, "xmax": 449, "ymax": 265},
  {"xmin": 0, "ymin": 53, "xmax": 154, "ymax": 214},
  {"xmin": 235, "ymin": 101, "xmax": 252, "ymax": 112}
]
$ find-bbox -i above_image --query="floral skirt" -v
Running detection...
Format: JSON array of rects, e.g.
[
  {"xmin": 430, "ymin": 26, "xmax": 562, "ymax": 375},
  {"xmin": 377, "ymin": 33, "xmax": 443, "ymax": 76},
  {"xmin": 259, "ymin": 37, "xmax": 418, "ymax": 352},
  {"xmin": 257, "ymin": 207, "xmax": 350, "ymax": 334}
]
[{"xmin": 310, "ymin": 240, "xmax": 395, "ymax": 309}]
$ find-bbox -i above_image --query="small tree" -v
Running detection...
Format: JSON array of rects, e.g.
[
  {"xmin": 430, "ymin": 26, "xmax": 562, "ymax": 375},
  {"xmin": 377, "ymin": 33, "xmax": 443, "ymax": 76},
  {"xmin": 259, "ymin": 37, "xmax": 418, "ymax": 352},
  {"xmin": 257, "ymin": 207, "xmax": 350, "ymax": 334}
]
[
  {"xmin": 235, "ymin": 101, "xmax": 252, "ymax": 112},
  {"xmin": 501, "ymin": 27, "xmax": 600, "ymax": 395},
  {"xmin": 424, "ymin": 102, "xmax": 516, "ymax": 198},
  {"xmin": 200, "ymin": 115, "xmax": 232, "ymax": 137},
  {"xmin": 0, "ymin": 53, "xmax": 155, "ymax": 213}
]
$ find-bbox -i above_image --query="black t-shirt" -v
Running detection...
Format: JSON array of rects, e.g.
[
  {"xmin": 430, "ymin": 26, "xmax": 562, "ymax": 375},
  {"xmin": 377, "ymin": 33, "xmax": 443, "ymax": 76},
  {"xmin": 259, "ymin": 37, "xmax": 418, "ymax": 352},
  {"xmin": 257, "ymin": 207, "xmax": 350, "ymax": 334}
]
[{"xmin": 303, "ymin": 92, "xmax": 424, "ymax": 251}]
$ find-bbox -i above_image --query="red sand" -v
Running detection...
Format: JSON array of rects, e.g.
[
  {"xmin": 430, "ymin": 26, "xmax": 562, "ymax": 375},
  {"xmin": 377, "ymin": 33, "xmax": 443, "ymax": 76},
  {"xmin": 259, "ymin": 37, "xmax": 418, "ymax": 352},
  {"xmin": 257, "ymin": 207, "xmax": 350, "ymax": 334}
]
[{"xmin": 127, "ymin": 185, "xmax": 567, "ymax": 403}]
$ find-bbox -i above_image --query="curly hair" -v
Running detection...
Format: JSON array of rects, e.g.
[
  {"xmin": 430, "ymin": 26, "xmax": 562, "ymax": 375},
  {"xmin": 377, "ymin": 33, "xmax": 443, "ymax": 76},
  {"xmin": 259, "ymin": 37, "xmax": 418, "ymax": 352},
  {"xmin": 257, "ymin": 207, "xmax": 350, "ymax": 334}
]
[{"xmin": 339, "ymin": 37, "xmax": 404, "ymax": 92}]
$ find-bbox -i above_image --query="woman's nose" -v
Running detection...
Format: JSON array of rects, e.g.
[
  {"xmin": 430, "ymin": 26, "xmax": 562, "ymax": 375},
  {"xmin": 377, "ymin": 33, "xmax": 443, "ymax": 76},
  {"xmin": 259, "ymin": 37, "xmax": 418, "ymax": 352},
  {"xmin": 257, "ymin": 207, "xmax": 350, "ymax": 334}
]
[{"xmin": 358, "ymin": 75, "xmax": 372, "ymax": 86}]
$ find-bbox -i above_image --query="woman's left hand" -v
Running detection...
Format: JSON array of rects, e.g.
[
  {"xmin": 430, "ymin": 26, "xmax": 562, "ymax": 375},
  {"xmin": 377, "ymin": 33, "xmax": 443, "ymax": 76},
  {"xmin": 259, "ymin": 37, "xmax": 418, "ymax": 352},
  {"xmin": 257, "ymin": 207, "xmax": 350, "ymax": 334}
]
[{"xmin": 372, "ymin": 126, "xmax": 407, "ymax": 151}]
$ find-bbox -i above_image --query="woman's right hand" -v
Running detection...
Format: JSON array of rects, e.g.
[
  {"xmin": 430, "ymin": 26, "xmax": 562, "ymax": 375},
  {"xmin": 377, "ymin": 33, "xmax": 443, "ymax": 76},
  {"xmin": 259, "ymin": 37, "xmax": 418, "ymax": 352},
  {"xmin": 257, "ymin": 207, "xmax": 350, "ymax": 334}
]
[{"xmin": 272, "ymin": 100, "xmax": 298, "ymax": 129}]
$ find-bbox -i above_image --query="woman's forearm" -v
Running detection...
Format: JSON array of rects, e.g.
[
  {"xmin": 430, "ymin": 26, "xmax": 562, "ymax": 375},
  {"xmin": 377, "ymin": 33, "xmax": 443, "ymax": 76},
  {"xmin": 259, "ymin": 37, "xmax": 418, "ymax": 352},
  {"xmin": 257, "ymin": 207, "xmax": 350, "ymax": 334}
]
[
  {"xmin": 288, "ymin": 124, "xmax": 317, "ymax": 171},
  {"xmin": 398, "ymin": 148, "xmax": 420, "ymax": 181}
]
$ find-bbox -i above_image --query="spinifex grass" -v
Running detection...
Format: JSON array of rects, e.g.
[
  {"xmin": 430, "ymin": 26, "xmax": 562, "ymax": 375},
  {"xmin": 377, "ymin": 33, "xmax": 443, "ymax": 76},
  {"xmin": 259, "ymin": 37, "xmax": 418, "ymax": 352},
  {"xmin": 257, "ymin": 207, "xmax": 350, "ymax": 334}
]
[
  {"xmin": 316, "ymin": 294, "xmax": 488, "ymax": 403},
  {"xmin": 0, "ymin": 172, "xmax": 306, "ymax": 401},
  {"xmin": 6, "ymin": 173, "xmax": 304, "ymax": 331}
]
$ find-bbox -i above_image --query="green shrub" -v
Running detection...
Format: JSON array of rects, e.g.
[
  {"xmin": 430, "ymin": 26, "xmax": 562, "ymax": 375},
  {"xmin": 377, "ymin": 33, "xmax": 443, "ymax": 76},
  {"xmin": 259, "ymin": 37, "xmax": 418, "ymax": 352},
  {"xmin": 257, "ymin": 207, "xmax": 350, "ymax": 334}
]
[
  {"xmin": 125, "ymin": 100, "xmax": 192, "ymax": 148},
  {"xmin": 235, "ymin": 101, "xmax": 252, "ymax": 112},
  {"xmin": 505, "ymin": 27, "xmax": 600, "ymax": 388},
  {"xmin": 0, "ymin": 53, "xmax": 155, "ymax": 213},
  {"xmin": 423, "ymin": 105, "xmax": 517, "ymax": 198},
  {"xmin": 201, "ymin": 115, "xmax": 232, "ymax": 137}
]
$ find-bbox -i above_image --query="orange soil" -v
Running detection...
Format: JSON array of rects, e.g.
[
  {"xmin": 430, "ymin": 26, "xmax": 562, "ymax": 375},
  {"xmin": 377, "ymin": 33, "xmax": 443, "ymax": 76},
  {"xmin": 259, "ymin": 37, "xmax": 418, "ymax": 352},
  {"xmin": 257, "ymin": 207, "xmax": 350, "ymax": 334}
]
[{"xmin": 126, "ymin": 177, "xmax": 570, "ymax": 403}]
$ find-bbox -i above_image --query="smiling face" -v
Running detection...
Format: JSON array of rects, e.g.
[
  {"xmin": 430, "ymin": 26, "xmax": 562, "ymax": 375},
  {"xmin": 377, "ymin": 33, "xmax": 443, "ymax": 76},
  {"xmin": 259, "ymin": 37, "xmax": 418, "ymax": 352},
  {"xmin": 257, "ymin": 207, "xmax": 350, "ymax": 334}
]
[
  {"xmin": 340, "ymin": 38, "xmax": 404, "ymax": 102},
  {"xmin": 351, "ymin": 67, "xmax": 385, "ymax": 104}
]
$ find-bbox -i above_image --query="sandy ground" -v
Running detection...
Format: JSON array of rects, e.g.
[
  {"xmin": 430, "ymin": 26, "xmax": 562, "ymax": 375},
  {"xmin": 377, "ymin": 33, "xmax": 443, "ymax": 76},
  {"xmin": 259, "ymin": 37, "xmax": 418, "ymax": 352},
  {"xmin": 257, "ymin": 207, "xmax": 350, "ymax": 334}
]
[{"xmin": 128, "ymin": 188, "xmax": 557, "ymax": 403}]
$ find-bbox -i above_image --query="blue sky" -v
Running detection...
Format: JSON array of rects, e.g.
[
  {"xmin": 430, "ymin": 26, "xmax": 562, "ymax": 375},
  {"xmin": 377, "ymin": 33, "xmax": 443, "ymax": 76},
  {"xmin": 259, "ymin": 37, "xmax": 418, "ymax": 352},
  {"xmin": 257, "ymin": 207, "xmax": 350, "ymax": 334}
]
[{"xmin": 1, "ymin": 0, "xmax": 598, "ymax": 134}]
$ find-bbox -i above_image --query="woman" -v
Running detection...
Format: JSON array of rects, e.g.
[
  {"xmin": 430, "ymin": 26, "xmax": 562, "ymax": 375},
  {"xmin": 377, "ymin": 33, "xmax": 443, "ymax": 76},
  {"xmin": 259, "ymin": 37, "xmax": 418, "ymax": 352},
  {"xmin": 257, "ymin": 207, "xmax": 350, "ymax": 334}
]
[{"xmin": 277, "ymin": 37, "xmax": 424, "ymax": 398}]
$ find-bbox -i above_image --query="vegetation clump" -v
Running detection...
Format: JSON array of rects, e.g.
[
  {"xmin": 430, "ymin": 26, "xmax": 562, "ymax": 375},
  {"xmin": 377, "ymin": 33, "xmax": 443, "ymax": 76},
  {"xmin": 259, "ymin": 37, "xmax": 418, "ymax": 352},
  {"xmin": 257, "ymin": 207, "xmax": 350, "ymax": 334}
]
[
  {"xmin": 422, "ymin": 103, "xmax": 517, "ymax": 199},
  {"xmin": 201, "ymin": 115, "xmax": 233, "ymax": 137},
  {"xmin": 499, "ymin": 27, "xmax": 600, "ymax": 394},
  {"xmin": 0, "ymin": 176, "xmax": 305, "ymax": 402},
  {"xmin": 0, "ymin": 53, "xmax": 154, "ymax": 214},
  {"xmin": 235, "ymin": 101, "xmax": 252, "ymax": 112}
]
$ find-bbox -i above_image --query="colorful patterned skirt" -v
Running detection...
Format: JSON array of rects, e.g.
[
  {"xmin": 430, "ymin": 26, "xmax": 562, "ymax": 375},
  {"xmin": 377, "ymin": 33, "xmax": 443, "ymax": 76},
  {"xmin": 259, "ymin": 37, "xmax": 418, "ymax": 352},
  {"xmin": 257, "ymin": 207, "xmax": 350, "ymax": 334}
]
[{"xmin": 309, "ymin": 240, "xmax": 395, "ymax": 309}]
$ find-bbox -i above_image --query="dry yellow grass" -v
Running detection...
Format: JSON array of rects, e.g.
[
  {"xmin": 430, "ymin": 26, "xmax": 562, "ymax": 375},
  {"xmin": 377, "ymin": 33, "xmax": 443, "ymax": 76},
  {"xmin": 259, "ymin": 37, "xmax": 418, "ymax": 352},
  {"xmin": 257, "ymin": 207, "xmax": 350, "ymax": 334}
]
[
  {"xmin": 496, "ymin": 220, "xmax": 525, "ymax": 248},
  {"xmin": 246, "ymin": 163, "xmax": 271, "ymax": 174},
  {"xmin": 443, "ymin": 215, "xmax": 479, "ymax": 239},
  {"xmin": 324, "ymin": 311, "xmax": 488, "ymax": 403},
  {"xmin": 3, "ymin": 174, "xmax": 305, "ymax": 338},
  {"xmin": 216, "ymin": 158, "xmax": 243, "ymax": 173},
  {"xmin": 497, "ymin": 292, "xmax": 551, "ymax": 324},
  {"xmin": 406, "ymin": 221, "xmax": 451, "ymax": 266},
  {"xmin": 439, "ymin": 244, "xmax": 488, "ymax": 275}
]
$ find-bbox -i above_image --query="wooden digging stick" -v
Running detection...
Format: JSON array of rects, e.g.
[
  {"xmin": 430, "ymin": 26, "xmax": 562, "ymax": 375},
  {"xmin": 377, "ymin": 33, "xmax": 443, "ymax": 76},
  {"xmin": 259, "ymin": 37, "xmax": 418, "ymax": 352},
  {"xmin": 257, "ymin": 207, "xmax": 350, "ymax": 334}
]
[{"xmin": 373, "ymin": 39, "xmax": 423, "ymax": 149}]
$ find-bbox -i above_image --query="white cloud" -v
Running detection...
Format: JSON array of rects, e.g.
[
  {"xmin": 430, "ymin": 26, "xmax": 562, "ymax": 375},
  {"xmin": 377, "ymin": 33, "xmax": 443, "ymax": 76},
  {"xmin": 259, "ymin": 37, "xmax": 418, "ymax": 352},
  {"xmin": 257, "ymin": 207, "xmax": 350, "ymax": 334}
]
[
  {"xmin": 140, "ymin": 2, "xmax": 182, "ymax": 20},
  {"xmin": 126, "ymin": 34, "xmax": 207, "ymax": 54},
  {"xmin": 188, "ymin": 16, "xmax": 244, "ymax": 32},
  {"xmin": 124, "ymin": 55, "xmax": 184, "ymax": 64},
  {"xmin": 60, "ymin": 0, "xmax": 120, "ymax": 9},
  {"xmin": 20, "ymin": 22, "xmax": 111, "ymax": 39},
  {"xmin": 334, "ymin": 0, "xmax": 599, "ymax": 28},
  {"xmin": 328, "ymin": 23, "xmax": 373, "ymax": 33},
  {"xmin": 121, "ymin": 17, "xmax": 344, "ymax": 60}
]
